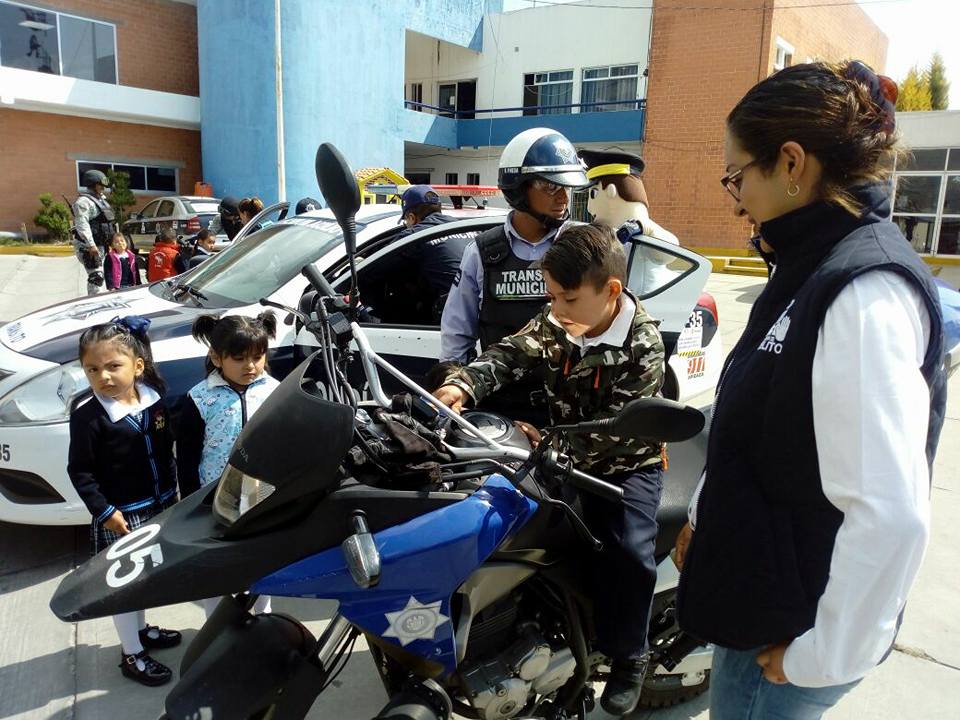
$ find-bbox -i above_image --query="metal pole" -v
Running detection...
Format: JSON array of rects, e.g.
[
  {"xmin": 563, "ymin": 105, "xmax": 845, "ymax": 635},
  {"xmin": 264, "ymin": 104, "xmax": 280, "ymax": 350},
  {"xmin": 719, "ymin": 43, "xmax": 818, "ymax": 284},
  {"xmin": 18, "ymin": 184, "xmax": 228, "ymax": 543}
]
[{"xmin": 274, "ymin": 0, "xmax": 286, "ymax": 202}]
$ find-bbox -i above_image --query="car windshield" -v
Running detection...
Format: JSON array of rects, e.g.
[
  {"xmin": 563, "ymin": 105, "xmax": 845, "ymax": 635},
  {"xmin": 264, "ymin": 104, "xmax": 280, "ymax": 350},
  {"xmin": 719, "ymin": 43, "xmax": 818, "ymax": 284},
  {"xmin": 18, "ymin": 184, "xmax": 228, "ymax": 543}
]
[{"xmin": 154, "ymin": 219, "xmax": 346, "ymax": 307}]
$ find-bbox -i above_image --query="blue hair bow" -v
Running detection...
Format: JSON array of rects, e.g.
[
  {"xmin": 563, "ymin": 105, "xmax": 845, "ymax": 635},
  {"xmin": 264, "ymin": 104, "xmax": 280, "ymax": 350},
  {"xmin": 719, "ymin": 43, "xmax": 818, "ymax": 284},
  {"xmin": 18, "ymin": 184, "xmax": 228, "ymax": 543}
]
[{"xmin": 112, "ymin": 315, "xmax": 151, "ymax": 339}]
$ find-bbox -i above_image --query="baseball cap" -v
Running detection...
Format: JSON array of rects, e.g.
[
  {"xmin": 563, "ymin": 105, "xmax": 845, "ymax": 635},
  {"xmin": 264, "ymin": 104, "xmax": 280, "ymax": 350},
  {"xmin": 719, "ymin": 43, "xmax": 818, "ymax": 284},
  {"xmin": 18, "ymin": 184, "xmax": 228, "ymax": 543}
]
[{"xmin": 400, "ymin": 185, "xmax": 442, "ymax": 216}]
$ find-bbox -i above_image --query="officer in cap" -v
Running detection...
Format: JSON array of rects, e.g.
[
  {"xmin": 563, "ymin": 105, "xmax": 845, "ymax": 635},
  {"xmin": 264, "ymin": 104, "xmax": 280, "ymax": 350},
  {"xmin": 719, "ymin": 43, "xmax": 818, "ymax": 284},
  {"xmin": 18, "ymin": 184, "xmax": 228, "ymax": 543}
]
[
  {"xmin": 360, "ymin": 185, "xmax": 471, "ymax": 325},
  {"xmin": 579, "ymin": 149, "xmax": 682, "ymax": 293},
  {"xmin": 440, "ymin": 127, "xmax": 589, "ymax": 362},
  {"xmin": 295, "ymin": 197, "xmax": 321, "ymax": 215},
  {"xmin": 207, "ymin": 195, "xmax": 243, "ymax": 240},
  {"xmin": 72, "ymin": 169, "xmax": 117, "ymax": 295}
]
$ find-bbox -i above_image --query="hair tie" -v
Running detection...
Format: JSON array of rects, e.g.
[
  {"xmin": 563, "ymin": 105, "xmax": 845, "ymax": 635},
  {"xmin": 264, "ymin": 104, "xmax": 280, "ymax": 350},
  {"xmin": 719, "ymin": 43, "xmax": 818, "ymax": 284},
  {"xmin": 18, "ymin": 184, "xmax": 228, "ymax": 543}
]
[
  {"xmin": 844, "ymin": 60, "xmax": 897, "ymax": 134},
  {"xmin": 112, "ymin": 315, "xmax": 151, "ymax": 339}
]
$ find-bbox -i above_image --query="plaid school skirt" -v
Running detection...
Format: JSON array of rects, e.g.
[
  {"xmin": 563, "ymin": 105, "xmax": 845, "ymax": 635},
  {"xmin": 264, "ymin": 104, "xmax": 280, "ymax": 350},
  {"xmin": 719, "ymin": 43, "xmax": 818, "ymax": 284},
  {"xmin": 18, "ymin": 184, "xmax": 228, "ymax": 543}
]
[{"xmin": 90, "ymin": 496, "xmax": 177, "ymax": 557}]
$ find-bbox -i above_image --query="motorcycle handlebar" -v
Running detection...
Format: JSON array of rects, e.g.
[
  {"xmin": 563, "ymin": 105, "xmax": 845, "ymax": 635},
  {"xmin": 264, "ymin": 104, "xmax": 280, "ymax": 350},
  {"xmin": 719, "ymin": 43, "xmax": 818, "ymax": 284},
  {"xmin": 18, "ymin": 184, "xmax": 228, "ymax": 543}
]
[{"xmin": 567, "ymin": 467, "xmax": 623, "ymax": 502}]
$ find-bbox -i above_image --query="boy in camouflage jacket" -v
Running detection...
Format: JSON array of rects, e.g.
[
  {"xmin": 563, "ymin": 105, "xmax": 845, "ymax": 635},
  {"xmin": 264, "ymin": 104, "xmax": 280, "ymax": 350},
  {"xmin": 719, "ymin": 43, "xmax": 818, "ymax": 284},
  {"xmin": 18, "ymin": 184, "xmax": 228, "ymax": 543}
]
[{"xmin": 434, "ymin": 223, "xmax": 665, "ymax": 716}]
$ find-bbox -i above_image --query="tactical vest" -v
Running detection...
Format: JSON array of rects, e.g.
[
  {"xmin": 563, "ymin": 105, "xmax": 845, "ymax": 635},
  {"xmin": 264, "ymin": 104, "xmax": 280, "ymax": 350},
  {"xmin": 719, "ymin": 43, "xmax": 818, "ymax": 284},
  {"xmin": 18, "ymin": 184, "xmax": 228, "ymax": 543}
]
[
  {"xmin": 477, "ymin": 226, "xmax": 549, "ymax": 350},
  {"xmin": 79, "ymin": 191, "xmax": 116, "ymax": 247},
  {"xmin": 677, "ymin": 196, "xmax": 946, "ymax": 651}
]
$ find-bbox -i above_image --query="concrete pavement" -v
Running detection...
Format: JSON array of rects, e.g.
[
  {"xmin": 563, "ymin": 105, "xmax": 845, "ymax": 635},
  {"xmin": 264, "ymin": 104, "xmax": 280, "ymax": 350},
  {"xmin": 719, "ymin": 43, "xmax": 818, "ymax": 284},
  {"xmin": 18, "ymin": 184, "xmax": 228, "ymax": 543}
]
[{"xmin": 0, "ymin": 262, "xmax": 957, "ymax": 719}]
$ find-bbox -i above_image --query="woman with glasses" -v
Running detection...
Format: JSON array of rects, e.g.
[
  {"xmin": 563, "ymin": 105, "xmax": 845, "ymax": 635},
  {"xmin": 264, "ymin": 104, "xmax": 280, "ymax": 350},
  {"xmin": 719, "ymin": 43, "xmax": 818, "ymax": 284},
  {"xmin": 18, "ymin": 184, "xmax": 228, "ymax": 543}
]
[{"xmin": 673, "ymin": 61, "xmax": 947, "ymax": 719}]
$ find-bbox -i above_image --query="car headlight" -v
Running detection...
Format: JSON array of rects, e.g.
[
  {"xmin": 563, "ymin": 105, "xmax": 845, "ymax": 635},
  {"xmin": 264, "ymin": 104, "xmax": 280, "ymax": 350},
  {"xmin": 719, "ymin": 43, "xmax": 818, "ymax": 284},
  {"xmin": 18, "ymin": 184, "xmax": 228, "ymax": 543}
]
[
  {"xmin": 0, "ymin": 362, "xmax": 90, "ymax": 426},
  {"xmin": 212, "ymin": 463, "xmax": 276, "ymax": 525}
]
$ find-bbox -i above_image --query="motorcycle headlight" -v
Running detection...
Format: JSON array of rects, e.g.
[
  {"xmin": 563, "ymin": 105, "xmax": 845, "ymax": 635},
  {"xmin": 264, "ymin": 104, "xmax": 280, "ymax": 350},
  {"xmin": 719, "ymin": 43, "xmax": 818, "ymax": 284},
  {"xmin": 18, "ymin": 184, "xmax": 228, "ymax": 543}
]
[
  {"xmin": 212, "ymin": 464, "xmax": 276, "ymax": 525},
  {"xmin": 0, "ymin": 362, "xmax": 90, "ymax": 426}
]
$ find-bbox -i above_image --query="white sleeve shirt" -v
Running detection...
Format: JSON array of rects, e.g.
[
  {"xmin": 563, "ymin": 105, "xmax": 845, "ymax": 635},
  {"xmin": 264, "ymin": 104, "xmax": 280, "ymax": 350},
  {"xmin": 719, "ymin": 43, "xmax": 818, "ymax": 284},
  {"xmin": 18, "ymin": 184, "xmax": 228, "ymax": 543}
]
[{"xmin": 782, "ymin": 270, "xmax": 932, "ymax": 687}]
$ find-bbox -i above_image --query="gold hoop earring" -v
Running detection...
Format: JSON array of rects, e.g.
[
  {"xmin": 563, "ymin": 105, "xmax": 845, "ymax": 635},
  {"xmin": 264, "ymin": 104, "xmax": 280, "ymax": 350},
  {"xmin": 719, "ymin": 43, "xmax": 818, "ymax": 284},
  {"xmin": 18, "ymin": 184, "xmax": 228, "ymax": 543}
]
[{"xmin": 787, "ymin": 179, "xmax": 800, "ymax": 198}]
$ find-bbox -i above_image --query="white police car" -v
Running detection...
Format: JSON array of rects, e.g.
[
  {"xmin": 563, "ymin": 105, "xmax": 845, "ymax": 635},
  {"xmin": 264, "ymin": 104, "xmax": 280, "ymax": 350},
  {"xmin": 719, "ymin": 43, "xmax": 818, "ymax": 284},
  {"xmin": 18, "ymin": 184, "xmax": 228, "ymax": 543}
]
[{"xmin": 0, "ymin": 204, "xmax": 722, "ymax": 525}]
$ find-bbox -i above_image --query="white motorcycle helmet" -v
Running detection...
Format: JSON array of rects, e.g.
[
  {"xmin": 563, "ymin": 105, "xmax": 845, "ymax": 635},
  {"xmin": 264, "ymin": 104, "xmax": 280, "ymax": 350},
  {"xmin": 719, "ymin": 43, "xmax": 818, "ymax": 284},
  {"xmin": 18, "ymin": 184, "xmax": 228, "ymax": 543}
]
[{"xmin": 497, "ymin": 128, "xmax": 589, "ymax": 229}]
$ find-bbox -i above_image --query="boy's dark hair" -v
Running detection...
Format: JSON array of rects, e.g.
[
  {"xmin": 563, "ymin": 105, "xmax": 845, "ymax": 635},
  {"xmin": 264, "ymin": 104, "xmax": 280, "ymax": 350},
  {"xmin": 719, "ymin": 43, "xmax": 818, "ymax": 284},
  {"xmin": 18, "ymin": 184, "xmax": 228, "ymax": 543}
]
[
  {"xmin": 541, "ymin": 222, "xmax": 626, "ymax": 291},
  {"xmin": 196, "ymin": 229, "xmax": 211, "ymax": 241},
  {"xmin": 192, "ymin": 312, "xmax": 277, "ymax": 376},
  {"xmin": 78, "ymin": 317, "xmax": 166, "ymax": 394}
]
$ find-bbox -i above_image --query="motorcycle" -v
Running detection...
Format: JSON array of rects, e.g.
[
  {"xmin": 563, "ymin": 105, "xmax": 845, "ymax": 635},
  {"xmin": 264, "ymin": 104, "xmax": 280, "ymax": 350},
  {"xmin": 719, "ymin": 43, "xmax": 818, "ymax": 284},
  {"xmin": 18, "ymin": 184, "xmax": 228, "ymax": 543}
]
[{"xmin": 50, "ymin": 144, "xmax": 713, "ymax": 719}]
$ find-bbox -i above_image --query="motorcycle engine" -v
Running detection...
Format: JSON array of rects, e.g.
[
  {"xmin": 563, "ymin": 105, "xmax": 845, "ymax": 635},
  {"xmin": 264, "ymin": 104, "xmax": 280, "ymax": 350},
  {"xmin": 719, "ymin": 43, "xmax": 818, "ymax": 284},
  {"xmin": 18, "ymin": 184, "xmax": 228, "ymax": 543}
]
[{"xmin": 460, "ymin": 626, "xmax": 577, "ymax": 720}]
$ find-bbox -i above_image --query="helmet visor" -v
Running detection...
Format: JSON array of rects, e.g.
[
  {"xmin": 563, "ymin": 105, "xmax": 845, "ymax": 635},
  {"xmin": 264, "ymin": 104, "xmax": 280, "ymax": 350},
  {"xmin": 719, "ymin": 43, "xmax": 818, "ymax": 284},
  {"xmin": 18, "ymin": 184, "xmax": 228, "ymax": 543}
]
[{"xmin": 530, "ymin": 168, "xmax": 590, "ymax": 188}]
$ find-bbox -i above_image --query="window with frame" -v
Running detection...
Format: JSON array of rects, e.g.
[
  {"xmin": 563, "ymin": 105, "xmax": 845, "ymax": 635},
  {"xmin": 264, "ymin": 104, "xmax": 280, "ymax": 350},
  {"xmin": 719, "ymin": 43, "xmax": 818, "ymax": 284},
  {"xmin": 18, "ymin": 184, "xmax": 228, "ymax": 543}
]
[
  {"xmin": 445, "ymin": 172, "xmax": 459, "ymax": 185},
  {"xmin": 466, "ymin": 172, "xmax": 480, "ymax": 186},
  {"xmin": 892, "ymin": 147, "xmax": 960, "ymax": 255},
  {"xmin": 774, "ymin": 38, "xmax": 794, "ymax": 72},
  {"xmin": 581, "ymin": 64, "xmax": 640, "ymax": 113},
  {"xmin": 77, "ymin": 161, "xmax": 178, "ymax": 193},
  {"xmin": 0, "ymin": 1, "xmax": 117, "ymax": 83},
  {"xmin": 523, "ymin": 70, "xmax": 573, "ymax": 116}
]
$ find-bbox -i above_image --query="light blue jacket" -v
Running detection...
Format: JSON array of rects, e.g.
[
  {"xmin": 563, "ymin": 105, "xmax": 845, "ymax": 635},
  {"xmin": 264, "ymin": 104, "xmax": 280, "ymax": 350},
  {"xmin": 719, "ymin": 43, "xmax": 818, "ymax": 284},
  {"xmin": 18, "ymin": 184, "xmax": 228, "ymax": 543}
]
[{"xmin": 187, "ymin": 371, "xmax": 280, "ymax": 487}]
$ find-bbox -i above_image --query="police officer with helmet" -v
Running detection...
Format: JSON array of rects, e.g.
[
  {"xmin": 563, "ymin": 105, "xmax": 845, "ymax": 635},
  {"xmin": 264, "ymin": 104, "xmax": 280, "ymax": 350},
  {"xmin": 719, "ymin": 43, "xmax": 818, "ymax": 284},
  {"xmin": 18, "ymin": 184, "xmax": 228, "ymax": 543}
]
[
  {"xmin": 73, "ymin": 169, "xmax": 117, "ymax": 295},
  {"xmin": 440, "ymin": 127, "xmax": 590, "ymax": 360}
]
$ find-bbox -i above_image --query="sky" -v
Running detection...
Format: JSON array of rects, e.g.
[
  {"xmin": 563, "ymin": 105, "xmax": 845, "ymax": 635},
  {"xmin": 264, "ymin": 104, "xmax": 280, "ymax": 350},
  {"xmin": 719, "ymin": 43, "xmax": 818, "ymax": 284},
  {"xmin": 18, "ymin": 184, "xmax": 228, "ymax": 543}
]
[{"xmin": 502, "ymin": 0, "xmax": 960, "ymax": 109}]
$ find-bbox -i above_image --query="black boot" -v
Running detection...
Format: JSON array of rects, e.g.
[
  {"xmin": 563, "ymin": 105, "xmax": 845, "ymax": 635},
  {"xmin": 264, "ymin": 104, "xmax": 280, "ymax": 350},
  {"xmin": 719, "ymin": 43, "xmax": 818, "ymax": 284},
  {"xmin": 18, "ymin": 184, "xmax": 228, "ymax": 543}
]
[
  {"xmin": 601, "ymin": 655, "xmax": 649, "ymax": 716},
  {"xmin": 138, "ymin": 624, "xmax": 182, "ymax": 649},
  {"xmin": 119, "ymin": 650, "xmax": 173, "ymax": 686}
]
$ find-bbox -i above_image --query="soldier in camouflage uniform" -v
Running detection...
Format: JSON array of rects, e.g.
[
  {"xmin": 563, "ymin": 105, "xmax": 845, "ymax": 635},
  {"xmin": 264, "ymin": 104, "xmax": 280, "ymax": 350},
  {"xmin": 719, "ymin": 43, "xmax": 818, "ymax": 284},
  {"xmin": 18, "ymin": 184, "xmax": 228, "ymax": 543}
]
[{"xmin": 435, "ymin": 223, "xmax": 666, "ymax": 717}]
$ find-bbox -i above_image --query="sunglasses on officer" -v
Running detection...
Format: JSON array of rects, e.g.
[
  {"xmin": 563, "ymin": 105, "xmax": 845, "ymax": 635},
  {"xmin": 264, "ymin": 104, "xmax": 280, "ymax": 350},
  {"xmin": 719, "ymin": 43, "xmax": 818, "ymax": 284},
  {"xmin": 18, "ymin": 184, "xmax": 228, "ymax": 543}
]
[{"xmin": 530, "ymin": 178, "xmax": 569, "ymax": 196}]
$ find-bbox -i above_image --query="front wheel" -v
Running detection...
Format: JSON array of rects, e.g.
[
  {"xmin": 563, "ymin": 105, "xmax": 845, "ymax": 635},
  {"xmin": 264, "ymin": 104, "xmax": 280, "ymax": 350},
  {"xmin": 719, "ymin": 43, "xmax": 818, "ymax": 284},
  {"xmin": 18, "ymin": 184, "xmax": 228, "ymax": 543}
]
[{"xmin": 639, "ymin": 669, "xmax": 710, "ymax": 709}]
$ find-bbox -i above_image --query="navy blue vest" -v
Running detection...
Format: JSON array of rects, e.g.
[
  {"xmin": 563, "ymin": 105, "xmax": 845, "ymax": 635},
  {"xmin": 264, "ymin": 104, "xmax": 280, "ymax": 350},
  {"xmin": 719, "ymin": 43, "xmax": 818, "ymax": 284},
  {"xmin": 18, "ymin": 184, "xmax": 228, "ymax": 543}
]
[{"xmin": 677, "ymin": 185, "xmax": 946, "ymax": 649}]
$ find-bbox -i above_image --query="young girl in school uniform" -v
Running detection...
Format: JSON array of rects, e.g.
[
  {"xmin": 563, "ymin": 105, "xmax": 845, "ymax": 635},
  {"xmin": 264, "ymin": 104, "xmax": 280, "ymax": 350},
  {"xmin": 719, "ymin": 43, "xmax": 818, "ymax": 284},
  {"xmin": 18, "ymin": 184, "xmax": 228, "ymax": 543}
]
[
  {"xmin": 68, "ymin": 316, "xmax": 180, "ymax": 686},
  {"xmin": 176, "ymin": 311, "xmax": 279, "ymax": 618}
]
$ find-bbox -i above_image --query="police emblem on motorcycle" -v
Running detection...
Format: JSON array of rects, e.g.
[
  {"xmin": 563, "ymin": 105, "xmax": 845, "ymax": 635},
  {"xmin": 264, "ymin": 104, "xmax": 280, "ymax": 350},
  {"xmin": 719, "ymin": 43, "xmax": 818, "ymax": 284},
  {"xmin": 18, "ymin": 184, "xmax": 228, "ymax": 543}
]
[{"xmin": 383, "ymin": 596, "xmax": 450, "ymax": 646}]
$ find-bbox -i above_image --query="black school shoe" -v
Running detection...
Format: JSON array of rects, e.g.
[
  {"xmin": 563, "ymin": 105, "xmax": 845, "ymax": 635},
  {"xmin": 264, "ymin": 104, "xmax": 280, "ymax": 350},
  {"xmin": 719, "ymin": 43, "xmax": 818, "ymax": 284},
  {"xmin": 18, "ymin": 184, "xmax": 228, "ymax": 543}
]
[
  {"xmin": 600, "ymin": 655, "xmax": 650, "ymax": 716},
  {"xmin": 138, "ymin": 624, "xmax": 182, "ymax": 649},
  {"xmin": 119, "ymin": 650, "xmax": 173, "ymax": 686}
]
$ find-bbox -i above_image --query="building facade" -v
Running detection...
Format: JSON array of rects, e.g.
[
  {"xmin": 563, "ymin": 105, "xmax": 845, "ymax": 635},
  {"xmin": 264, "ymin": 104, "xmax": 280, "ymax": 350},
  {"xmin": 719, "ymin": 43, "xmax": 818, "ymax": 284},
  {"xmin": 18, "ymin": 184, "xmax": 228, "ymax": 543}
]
[
  {"xmin": 0, "ymin": 0, "xmax": 201, "ymax": 234},
  {"xmin": 5, "ymin": 0, "xmax": 955, "ymax": 259}
]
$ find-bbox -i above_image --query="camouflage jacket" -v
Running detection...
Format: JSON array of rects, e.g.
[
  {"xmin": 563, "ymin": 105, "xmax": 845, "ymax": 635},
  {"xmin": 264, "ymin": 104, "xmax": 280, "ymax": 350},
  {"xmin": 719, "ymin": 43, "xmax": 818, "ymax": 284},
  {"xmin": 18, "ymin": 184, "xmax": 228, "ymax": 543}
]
[{"xmin": 444, "ymin": 293, "xmax": 665, "ymax": 477}]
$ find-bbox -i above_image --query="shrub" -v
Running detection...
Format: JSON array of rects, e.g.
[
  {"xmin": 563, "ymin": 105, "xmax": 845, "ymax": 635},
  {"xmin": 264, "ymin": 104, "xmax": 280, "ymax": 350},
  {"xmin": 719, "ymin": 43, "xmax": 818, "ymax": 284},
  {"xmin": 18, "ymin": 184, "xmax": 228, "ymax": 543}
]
[
  {"xmin": 33, "ymin": 194, "xmax": 72, "ymax": 243},
  {"xmin": 107, "ymin": 169, "xmax": 137, "ymax": 226}
]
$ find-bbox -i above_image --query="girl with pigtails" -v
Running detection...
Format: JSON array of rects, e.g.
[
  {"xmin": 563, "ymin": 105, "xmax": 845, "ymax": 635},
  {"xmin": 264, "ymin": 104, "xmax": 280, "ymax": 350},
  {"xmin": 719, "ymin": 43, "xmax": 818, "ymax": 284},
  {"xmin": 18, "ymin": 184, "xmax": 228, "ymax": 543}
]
[
  {"xmin": 68, "ymin": 316, "xmax": 182, "ymax": 686},
  {"xmin": 175, "ymin": 311, "xmax": 279, "ymax": 618}
]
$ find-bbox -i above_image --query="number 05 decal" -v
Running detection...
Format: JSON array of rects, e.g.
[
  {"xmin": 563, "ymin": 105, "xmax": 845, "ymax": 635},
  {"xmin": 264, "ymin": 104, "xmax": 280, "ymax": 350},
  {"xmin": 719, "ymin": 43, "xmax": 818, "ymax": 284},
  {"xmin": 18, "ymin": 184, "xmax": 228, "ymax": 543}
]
[{"xmin": 105, "ymin": 524, "xmax": 164, "ymax": 588}]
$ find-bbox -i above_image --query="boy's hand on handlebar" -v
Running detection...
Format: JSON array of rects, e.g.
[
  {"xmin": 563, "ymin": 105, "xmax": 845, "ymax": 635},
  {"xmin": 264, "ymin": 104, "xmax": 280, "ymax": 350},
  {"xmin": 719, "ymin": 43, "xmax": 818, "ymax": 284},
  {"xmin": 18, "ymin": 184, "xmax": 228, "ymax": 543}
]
[
  {"xmin": 433, "ymin": 384, "xmax": 467, "ymax": 414},
  {"xmin": 672, "ymin": 521, "xmax": 693, "ymax": 570},
  {"xmin": 514, "ymin": 421, "xmax": 542, "ymax": 448},
  {"xmin": 103, "ymin": 510, "xmax": 130, "ymax": 535}
]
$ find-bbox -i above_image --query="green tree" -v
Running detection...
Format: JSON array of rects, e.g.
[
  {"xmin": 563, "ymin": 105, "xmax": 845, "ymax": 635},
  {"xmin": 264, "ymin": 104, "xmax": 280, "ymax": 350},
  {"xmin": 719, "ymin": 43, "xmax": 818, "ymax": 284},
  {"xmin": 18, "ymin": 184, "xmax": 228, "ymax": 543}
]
[
  {"xmin": 897, "ymin": 65, "xmax": 933, "ymax": 112},
  {"xmin": 33, "ymin": 193, "xmax": 72, "ymax": 243},
  {"xmin": 928, "ymin": 51, "xmax": 950, "ymax": 110},
  {"xmin": 106, "ymin": 168, "xmax": 137, "ymax": 226}
]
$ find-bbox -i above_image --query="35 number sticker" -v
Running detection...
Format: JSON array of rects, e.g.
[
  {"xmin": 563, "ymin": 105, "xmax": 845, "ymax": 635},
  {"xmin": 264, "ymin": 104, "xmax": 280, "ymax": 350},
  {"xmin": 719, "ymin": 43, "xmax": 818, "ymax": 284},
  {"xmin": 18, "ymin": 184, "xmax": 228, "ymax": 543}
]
[
  {"xmin": 105, "ymin": 523, "xmax": 164, "ymax": 588},
  {"xmin": 0, "ymin": 444, "xmax": 10, "ymax": 462}
]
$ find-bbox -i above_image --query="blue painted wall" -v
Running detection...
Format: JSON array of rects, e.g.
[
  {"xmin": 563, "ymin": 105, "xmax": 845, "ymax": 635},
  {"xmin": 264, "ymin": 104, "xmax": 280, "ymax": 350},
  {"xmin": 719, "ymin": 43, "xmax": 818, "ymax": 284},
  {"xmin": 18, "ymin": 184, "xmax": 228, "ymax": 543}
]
[{"xmin": 197, "ymin": 0, "xmax": 500, "ymax": 207}]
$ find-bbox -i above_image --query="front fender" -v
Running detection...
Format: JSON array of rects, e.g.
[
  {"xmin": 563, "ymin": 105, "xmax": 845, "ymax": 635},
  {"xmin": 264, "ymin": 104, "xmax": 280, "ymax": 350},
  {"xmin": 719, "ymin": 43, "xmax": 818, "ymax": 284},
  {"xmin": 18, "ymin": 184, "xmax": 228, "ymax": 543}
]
[{"xmin": 165, "ymin": 608, "xmax": 322, "ymax": 720}]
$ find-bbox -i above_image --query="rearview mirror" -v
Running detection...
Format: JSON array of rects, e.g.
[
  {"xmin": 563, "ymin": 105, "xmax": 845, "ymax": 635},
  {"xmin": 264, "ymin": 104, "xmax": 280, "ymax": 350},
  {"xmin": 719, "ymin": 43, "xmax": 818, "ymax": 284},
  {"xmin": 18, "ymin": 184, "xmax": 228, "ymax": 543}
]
[
  {"xmin": 563, "ymin": 398, "xmax": 704, "ymax": 443},
  {"xmin": 315, "ymin": 143, "xmax": 360, "ymax": 256}
]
